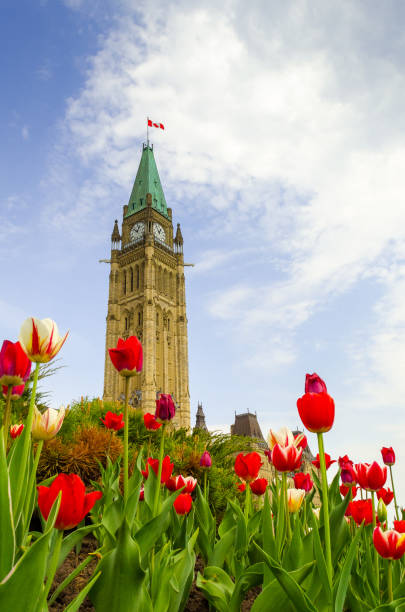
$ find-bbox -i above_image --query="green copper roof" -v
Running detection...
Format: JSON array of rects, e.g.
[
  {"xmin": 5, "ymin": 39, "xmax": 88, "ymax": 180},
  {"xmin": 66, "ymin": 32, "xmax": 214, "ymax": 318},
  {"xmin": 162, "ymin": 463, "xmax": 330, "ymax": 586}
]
[{"xmin": 125, "ymin": 144, "xmax": 169, "ymax": 219}]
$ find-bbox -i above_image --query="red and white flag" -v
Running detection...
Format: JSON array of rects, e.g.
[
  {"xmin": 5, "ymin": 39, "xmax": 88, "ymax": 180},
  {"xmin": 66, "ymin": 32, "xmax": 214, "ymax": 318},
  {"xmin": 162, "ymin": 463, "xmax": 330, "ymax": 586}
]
[{"xmin": 147, "ymin": 118, "xmax": 165, "ymax": 130}]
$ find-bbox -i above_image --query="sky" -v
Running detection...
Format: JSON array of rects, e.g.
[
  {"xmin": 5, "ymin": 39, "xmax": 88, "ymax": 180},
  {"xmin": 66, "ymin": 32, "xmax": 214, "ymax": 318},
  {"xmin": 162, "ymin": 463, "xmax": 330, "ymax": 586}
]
[{"xmin": 2, "ymin": 0, "xmax": 405, "ymax": 502}]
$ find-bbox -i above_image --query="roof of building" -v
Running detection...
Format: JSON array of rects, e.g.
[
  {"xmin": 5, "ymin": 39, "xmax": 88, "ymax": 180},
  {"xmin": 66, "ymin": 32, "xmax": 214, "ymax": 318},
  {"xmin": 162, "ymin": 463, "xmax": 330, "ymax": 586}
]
[
  {"xmin": 125, "ymin": 143, "xmax": 169, "ymax": 220},
  {"xmin": 231, "ymin": 412, "xmax": 265, "ymax": 442}
]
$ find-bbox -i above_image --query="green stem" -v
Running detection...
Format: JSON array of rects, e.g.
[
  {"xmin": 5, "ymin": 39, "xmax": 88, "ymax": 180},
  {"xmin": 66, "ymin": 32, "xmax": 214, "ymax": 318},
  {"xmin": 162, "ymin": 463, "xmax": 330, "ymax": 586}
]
[
  {"xmin": 245, "ymin": 482, "xmax": 251, "ymax": 522},
  {"xmin": 387, "ymin": 559, "xmax": 393, "ymax": 603},
  {"xmin": 123, "ymin": 376, "xmax": 130, "ymax": 505},
  {"xmin": 153, "ymin": 423, "xmax": 166, "ymax": 516},
  {"xmin": 14, "ymin": 362, "xmax": 40, "ymax": 512},
  {"xmin": 389, "ymin": 466, "xmax": 400, "ymax": 521},
  {"xmin": 23, "ymin": 439, "xmax": 44, "ymax": 525},
  {"xmin": 2, "ymin": 385, "xmax": 13, "ymax": 447},
  {"xmin": 317, "ymin": 432, "xmax": 333, "ymax": 588},
  {"xmin": 282, "ymin": 472, "xmax": 291, "ymax": 542},
  {"xmin": 42, "ymin": 529, "xmax": 63, "ymax": 606},
  {"xmin": 203, "ymin": 470, "xmax": 208, "ymax": 501},
  {"xmin": 371, "ymin": 491, "xmax": 379, "ymax": 595}
]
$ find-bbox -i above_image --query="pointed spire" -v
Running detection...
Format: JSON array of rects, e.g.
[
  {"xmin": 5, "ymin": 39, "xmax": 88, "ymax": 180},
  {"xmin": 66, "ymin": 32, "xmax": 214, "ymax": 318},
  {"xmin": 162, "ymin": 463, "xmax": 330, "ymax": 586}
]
[
  {"xmin": 111, "ymin": 219, "xmax": 121, "ymax": 250},
  {"xmin": 174, "ymin": 223, "xmax": 183, "ymax": 254},
  {"xmin": 194, "ymin": 401, "xmax": 208, "ymax": 431},
  {"xmin": 125, "ymin": 144, "xmax": 169, "ymax": 219}
]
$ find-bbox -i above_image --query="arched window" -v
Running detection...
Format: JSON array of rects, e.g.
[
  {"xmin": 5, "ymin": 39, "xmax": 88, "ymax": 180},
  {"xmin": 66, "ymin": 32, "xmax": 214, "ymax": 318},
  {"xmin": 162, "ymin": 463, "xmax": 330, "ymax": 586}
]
[
  {"xmin": 138, "ymin": 311, "xmax": 143, "ymax": 326},
  {"xmin": 156, "ymin": 312, "xmax": 159, "ymax": 326},
  {"xmin": 125, "ymin": 316, "xmax": 128, "ymax": 330},
  {"xmin": 136, "ymin": 266, "xmax": 140, "ymax": 289},
  {"xmin": 123, "ymin": 271, "xmax": 126, "ymax": 295},
  {"xmin": 130, "ymin": 268, "xmax": 133, "ymax": 292}
]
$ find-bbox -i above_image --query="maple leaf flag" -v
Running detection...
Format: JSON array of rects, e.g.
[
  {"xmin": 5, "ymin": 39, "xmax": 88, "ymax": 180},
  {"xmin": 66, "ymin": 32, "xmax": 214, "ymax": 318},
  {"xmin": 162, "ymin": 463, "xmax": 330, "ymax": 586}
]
[{"xmin": 148, "ymin": 119, "xmax": 165, "ymax": 130}]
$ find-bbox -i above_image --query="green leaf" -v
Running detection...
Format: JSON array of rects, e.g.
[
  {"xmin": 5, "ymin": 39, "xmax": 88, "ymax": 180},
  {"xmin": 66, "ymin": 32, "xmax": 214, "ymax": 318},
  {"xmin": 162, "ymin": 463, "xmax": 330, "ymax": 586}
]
[
  {"xmin": 208, "ymin": 526, "xmax": 236, "ymax": 569},
  {"xmin": 251, "ymin": 559, "xmax": 316, "ymax": 612},
  {"xmin": 167, "ymin": 529, "xmax": 198, "ymax": 612},
  {"xmin": 0, "ymin": 529, "xmax": 53, "ymax": 611},
  {"xmin": 196, "ymin": 566, "xmax": 235, "ymax": 612},
  {"xmin": 0, "ymin": 428, "xmax": 16, "ymax": 581},
  {"xmin": 229, "ymin": 563, "xmax": 264, "ymax": 612},
  {"xmin": 254, "ymin": 542, "xmax": 317, "ymax": 612},
  {"xmin": 63, "ymin": 571, "xmax": 101, "ymax": 612},
  {"xmin": 261, "ymin": 491, "xmax": 276, "ymax": 586},
  {"xmin": 58, "ymin": 524, "xmax": 100, "ymax": 569},
  {"xmin": 369, "ymin": 599, "xmax": 405, "ymax": 611},
  {"xmin": 334, "ymin": 523, "xmax": 363, "ymax": 612},
  {"xmin": 89, "ymin": 519, "xmax": 152, "ymax": 612},
  {"xmin": 134, "ymin": 488, "xmax": 181, "ymax": 557},
  {"xmin": 309, "ymin": 506, "xmax": 332, "ymax": 596}
]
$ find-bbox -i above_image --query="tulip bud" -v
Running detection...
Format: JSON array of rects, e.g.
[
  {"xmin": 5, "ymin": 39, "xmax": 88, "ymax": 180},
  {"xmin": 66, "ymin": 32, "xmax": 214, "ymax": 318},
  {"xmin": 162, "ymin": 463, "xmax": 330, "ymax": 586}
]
[
  {"xmin": 199, "ymin": 450, "xmax": 212, "ymax": 468},
  {"xmin": 381, "ymin": 447, "xmax": 395, "ymax": 466},
  {"xmin": 155, "ymin": 394, "xmax": 176, "ymax": 421},
  {"xmin": 377, "ymin": 498, "xmax": 387, "ymax": 524},
  {"xmin": 305, "ymin": 373, "xmax": 327, "ymax": 394}
]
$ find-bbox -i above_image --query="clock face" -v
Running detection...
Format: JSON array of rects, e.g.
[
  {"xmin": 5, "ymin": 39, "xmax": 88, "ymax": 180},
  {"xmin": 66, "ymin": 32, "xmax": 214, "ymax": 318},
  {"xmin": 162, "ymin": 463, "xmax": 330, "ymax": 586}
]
[
  {"xmin": 130, "ymin": 222, "xmax": 145, "ymax": 242},
  {"xmin": 153, "ymin": 223, "xmax": 166, "ymax": 243}
]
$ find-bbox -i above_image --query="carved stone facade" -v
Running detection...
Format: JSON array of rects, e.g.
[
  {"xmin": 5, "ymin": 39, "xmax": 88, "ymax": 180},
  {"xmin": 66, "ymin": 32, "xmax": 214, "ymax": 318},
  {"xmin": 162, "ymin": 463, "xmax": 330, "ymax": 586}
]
[{"xmin": 103, "ymin": 144, "xmax": 190, "ymax": 428}]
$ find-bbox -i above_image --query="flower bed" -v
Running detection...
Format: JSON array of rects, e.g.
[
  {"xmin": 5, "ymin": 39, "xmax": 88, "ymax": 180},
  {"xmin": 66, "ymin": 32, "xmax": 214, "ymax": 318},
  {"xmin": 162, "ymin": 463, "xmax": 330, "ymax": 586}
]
[{"xmin": 1, "ymin": 318, "xmax": 405, "ymax": 611}]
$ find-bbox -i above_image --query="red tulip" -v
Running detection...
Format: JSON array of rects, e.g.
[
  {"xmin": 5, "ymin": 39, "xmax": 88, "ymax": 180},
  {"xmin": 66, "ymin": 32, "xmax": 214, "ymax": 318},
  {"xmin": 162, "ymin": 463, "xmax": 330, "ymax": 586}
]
[
  {"xmin": 9, "ymin": 424, "xmax": 24, "ymax": 439},
  {"xmin": 264, "ymin": 449, "xmax": 272, "ymax": 463},
  {"xmin": 2, "ymin": 383, "xmax": 25, "ymax": 400},
  {"xmin": 200, "ymin": 450, "xmax": 212, "ymax": 467},
  {"xmin": 237, "ymin": 482, "xmax": 246, "ymax": 492},
  {"xmin": 143, "ymin": 413, "xmax": 162, "ymax": 430},
  {"xmin": 305, "ymin": 373, "xmax": 327, "ymax": 393},
  {"xmin": 139, "ymin": 486, "xmax": 144, "ymax": 501},
  {"xmin": 297, "ymin": 391, "xmax": 335, "ymax": 433},
  {"xmin": 295, "ymin": 433, "xmax": 307, "ymax": 449},
  {"xmin": 355, "ymin": 462, "xmax": 387, "ymax": 492},
  {"xmin": 381, "ymin": 447, "xmax": 395, "ymax": 466},
  {"xmin": 250, "ymin": 478, "xmax": 268, "ymax": 495},
  {"xmin": 347, "ymin": 499, "xmax": 373, "ymax": 525},
  {"xmin": 272, "ymin": 443, "xmax": 303, "ymax": 472},
  {"xmin": 312, "ymin": 453, "xmax": 336, "ymax": 470},
  {"xmin": 37, "ymin": 474, "xmax": 102, "ymax": 530},
  {"xmin": 393, "ymin": 520, "xmax": 405, "ymax": 533},
  {"xmin": 377, "ymin": 487, "xmax": 394, "ymax": 505},
  {"xmin": 340, "ymin": 484, "xmax": 357, "ymax": 498},
  {"xmin": 340, "ymin": 462, "xmax": 357, "ymax": 485},
  {"xmin": 234, "ymin": 452, "xmax": 262, "ymax": 482},
  {"xmin": 166, "ymin": 475, "xmax": 197, "ymax": 493},
  {"xmin": 338, "ymin": 455, "xmax": 353, "ymax": 467},
  {"xmin": 0, "ymin": 340, "xmax": 31, "ymax": 388},
  {"xmin": 100, "ymin": 411, "xmax": 124, "ymax": 431},
  {"xmin": 173, "ymin": 493, "xmax": 192, "ymax": 515},
  {"xmin": 141, "ymin": 456, "xmax": 174, "ymax": 484},
  {"xmin": 155, "ymin": 394, "xmax": 176, "ymax": 421},
  {"xmin": 293, "ymin": 472, "xmax": 313, "ymax": 492},
  {"xmin": 373, "ymin": 527, "xmax": 405, "ymax": 560},
  {"xmin": 108, "ymin": 336, "xmax": 143, "ymax": 376}
]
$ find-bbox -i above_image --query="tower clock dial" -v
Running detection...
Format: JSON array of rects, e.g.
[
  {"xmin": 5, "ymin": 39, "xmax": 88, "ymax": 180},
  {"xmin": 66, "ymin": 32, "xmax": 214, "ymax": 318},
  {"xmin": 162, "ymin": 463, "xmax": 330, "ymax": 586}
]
[
  {"xmin": 130, "ymin": 222, "xmax": 145, "ymax": 242},
  {"xmin": 153, "ymin": 223, "xmax": 166, "ymax": 243}
]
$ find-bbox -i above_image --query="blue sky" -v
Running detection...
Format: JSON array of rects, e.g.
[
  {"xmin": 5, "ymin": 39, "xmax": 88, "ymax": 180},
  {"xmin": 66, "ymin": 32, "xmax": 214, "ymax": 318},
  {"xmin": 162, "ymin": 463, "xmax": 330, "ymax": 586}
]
[{"xmin": 2, "ymin": 0, "xmax": 405, "ymax": 500}]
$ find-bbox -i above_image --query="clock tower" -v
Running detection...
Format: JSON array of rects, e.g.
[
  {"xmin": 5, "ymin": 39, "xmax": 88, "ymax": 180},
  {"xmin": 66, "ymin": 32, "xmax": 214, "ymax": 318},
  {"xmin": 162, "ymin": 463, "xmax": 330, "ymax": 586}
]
[{"xmin": 103, "ymin": 143, "xmax": 190, "ymax": 429}]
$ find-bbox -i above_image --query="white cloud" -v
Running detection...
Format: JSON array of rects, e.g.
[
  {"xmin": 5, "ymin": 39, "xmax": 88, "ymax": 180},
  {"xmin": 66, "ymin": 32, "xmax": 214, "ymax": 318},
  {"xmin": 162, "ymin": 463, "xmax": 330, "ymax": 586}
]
[
  {"xmin": 40, "ymin": 1, "xmax": 405, "ymax": 469},
  {"xmin": 21, "ymin": 125, "xmax": 29, "ymax": 140}
]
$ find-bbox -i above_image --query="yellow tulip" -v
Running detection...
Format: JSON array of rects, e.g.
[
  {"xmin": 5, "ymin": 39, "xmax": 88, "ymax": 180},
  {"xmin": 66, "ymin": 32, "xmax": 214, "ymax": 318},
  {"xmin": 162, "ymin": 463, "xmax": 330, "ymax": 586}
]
[
  {"xmin": 19, "ymin": 317, "xmax": 68, "ymax": 363},
  {"xmin": 287, "ymin": 488, "xmax": 305, "ymax": 513},
  {"xmin": 32, "ymin": 406, "xmax": 65, "ymax": 440}
]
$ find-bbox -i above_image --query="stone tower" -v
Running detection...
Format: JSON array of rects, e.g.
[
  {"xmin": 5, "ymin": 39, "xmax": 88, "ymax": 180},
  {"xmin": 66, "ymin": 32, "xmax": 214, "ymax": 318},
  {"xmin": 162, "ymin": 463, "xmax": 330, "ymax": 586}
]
[{"xmin": 103, "ymin": 143, "xmax": 190, "ymax": 429}]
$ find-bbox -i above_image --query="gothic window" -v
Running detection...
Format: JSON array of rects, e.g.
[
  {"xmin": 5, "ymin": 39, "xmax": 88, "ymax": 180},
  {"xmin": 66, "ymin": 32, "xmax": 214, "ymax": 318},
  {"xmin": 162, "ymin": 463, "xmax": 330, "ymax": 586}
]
[
  {"xmin": 138, "ymin": 311, "xmax": 143, "ymax": 326},
  {"xmin": 136, "ymin": 266, "xmax": 140, "ymax": 289},
  {"xmin": 130, "ymin": 268, "xmax": 134, "ymax": 292},
  {"xmin": 123, "ymin": 271, "xmax": 126, "ymax": 295},
  {"xmin": 167, "ymin": 317, "xmax": 170, "ymax": 331},
  {"xmin": 125, "ymin": 316, "xmax": 128, "ymax": 330},
  {"xmin": 156, "ymin": 313, "xmax": 159, "ymax": 326}
]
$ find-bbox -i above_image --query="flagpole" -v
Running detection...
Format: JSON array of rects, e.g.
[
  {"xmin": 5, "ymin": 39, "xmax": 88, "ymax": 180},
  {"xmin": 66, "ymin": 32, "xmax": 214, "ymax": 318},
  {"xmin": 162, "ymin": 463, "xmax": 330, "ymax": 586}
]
[{"xmin": 147, "ymin": 117, "xmax": 149, "ymax": 147}]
